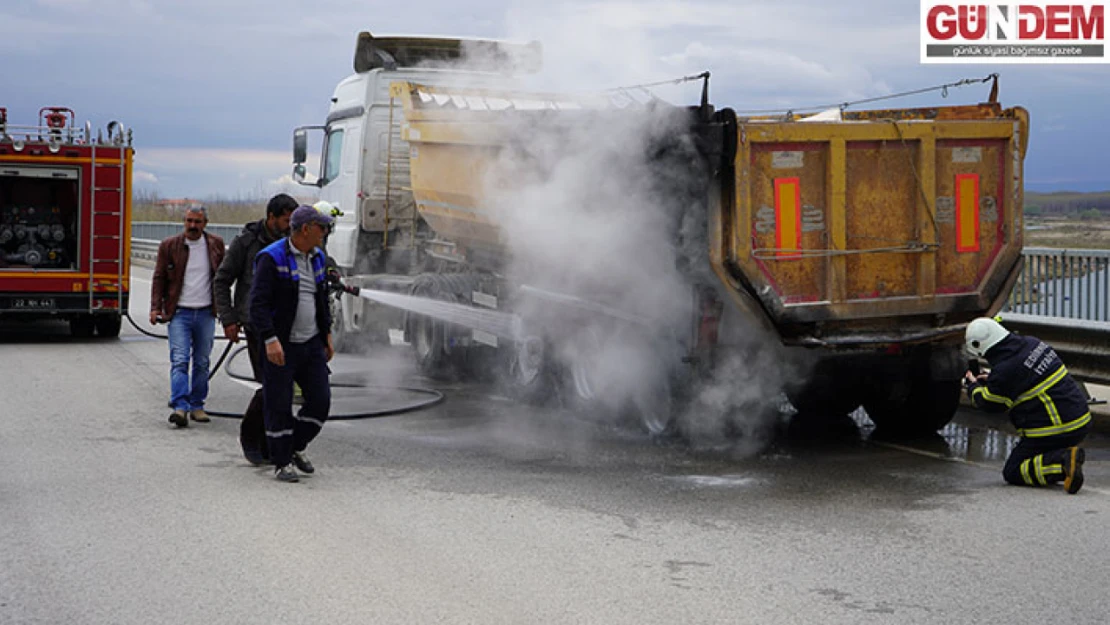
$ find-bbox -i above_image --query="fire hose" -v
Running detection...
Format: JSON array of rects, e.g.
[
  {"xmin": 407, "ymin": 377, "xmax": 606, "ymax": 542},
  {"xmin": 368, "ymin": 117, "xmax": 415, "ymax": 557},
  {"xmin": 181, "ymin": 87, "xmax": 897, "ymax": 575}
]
[{"xmin": 122, "ymin": 273, "xmax": 444, "ymax": 419}]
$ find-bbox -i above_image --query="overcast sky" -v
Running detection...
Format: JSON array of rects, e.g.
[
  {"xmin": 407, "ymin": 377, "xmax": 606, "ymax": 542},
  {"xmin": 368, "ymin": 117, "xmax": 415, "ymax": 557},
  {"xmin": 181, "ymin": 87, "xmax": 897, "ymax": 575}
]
[{"xmin": 2, "ymin": 0, "xmax": 1107, "ymax": 198}]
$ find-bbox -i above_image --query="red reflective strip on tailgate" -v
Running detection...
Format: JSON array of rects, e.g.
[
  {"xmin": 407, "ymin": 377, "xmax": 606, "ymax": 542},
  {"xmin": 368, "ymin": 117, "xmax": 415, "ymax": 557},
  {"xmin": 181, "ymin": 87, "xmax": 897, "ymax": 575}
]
[
  {"xmin": 774, "ymin": 177, "xmax": 801, "ymax": 258},
  {"xmin": 956, "ymin": 173, "xmax": 980, "ymax": 253}
]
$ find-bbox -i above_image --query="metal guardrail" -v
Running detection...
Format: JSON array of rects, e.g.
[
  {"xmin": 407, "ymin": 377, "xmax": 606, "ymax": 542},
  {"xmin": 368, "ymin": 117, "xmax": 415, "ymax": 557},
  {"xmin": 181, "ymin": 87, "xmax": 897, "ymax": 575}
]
[
  {"xmin": 131, "ymin": 221, "xmax": 245, "ymax": 242},
  {"xmin": 1000, "ymin": 248, "xmax": 1110, "ymax": 385},
  {"xmin": 1005, "ymin": 247, "xmax": 1109, "ymax": 322},
  {"xmin": 131, "ymin": 238, "xmax": 159, "ymax": 261}
]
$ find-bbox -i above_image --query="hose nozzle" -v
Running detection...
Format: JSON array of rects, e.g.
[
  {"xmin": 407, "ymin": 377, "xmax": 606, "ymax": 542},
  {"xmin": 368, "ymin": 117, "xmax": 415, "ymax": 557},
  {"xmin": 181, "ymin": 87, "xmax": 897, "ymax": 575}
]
[{"xmin": 326, "ymin": 268, "xmax": 360, "ymax": 296}]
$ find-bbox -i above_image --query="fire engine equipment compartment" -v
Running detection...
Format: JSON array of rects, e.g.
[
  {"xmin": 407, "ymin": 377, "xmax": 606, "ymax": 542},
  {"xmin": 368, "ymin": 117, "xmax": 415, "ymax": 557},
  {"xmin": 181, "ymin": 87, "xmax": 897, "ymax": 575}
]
[{"xmin": 0, "ymin": 166, "xmax": 80, "ymax": 270}]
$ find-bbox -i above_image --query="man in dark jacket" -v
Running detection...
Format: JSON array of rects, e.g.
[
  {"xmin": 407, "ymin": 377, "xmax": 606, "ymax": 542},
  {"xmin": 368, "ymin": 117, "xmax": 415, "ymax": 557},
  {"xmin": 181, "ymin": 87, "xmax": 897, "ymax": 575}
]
[
  {"xmin": 150, "ymin": 207, "xmax": 225, "ymax": 427},
  {"xmin": 213, "ymin": 193, "xmax": 296, "ymax": 464},
  {"xmin": 249, "ymin": 205, "xmax": 335, "ymax": 482},
  {"xmin": 964, "ymin": 317, "xmax": 1090, "ymax": 494}
]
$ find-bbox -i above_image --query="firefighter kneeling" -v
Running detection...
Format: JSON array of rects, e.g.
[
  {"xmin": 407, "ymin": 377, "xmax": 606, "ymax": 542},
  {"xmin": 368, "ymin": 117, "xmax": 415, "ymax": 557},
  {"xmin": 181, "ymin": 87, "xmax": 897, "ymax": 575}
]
[{"xmin": 964, "ymin": 317, "xmax": 1090, "ymax": 494}]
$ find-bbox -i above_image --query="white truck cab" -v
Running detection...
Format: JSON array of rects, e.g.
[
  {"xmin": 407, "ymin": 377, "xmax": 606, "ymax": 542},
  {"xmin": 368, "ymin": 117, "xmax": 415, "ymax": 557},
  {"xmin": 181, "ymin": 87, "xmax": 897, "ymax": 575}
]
[{"xmin": 292, "ymin": 31, "xmax": 540, "ymax": 345}]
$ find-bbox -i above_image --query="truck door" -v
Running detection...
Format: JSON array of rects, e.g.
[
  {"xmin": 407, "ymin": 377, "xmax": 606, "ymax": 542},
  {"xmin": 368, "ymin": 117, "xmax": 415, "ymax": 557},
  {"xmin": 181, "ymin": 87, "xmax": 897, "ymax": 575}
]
[{"xmin": 319, "ymin": 121, "xmax": 361, "ymax": 268}]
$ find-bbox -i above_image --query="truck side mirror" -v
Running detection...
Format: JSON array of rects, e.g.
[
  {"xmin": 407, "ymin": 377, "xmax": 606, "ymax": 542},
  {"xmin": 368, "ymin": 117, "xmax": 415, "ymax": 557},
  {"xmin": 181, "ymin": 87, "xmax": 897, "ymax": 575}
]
[
  {"xmin": 293, "ymin": 129, "xmax": 308, "ymax": 164},
  {"xmin": 293, "ymin": 163, "xmax": 307, "ymax": 184}
]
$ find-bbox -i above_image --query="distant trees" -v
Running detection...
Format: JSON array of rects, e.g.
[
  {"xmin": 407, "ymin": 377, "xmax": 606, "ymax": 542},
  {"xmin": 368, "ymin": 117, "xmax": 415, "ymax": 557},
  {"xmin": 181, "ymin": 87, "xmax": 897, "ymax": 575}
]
[
  {"xmin": 132, "ymin": 190, "xmax": 316, "ymax": 224},
  {"xmin": 1024, "ymin": 191, "xmax": 1110, "ymax": 216}
]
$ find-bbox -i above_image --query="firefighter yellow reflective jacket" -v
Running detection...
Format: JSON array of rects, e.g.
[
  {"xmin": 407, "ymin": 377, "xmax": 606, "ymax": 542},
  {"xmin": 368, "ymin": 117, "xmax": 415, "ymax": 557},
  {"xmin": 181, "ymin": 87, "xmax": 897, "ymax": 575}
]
[{"xmin": 967, "ymin": 334, "xmax": 1090, "ymax": 438}]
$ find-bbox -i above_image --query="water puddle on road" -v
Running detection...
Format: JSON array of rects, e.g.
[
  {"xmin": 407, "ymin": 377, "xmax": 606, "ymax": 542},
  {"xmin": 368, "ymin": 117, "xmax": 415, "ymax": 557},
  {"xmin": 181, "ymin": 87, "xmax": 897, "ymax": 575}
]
[
  {"xmin": 849, "ymin": 408, "xmax": 1021, "ymax": 464},
  {"xmin": 665, "ymin": 474, "xmax": 765, "ymax": 488}
]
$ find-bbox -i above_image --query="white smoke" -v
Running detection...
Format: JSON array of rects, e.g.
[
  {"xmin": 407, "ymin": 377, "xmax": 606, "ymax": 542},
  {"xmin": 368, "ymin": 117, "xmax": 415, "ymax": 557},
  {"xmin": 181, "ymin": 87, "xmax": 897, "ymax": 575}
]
[{"xmin": 401, "ymin": 17, "xmax": 793, "ymax": 451}]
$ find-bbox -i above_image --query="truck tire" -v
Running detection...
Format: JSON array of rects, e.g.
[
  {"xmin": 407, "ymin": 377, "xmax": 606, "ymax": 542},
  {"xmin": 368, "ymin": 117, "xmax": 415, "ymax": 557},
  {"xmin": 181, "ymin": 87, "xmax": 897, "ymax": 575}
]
[
  {"xmin": 627, "ymin": 365, "xmax": 674, "ymax": 437},
  {"xmin": 94, "ymin": 313, "xmax": 122, "ymax": 338},
  {"xmin": 565, "ymin": 325, "xmax": 608, "ymax": 406},
  {"xmin": 329, "ymin": 294, "xmax": 354, "ymax": 353},
  {"xmin": 620, "ymin": 332, "xmax": 678, "ymax": 437},
  {"xmin": 500, "ymin": 334, "xmax": 556, "ymax": 405},
  {"xmin": 862, "ymin": 378, "xmax": 961, "ymax": 435},
  {"xmin": 408, "ymin": 275, "xmax": 450, "ymax": 378},
  {"xmin": 786, "ymin": 372, "xmax": 861, "ymax": 418}
]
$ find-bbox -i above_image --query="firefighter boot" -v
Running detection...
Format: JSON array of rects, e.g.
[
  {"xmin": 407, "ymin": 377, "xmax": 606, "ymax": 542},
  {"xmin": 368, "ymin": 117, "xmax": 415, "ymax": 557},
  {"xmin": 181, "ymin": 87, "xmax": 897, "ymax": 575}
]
[{"xmin": 1064, "ymin": 447, "xmax": 1085, "ymax": 495}]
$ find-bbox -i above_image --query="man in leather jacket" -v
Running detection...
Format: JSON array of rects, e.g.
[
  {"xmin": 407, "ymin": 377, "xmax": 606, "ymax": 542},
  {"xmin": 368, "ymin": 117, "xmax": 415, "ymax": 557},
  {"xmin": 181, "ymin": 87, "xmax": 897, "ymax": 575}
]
[{"xmin": 150, "ymin": 207, "xmax": 225, "ymax": 427}]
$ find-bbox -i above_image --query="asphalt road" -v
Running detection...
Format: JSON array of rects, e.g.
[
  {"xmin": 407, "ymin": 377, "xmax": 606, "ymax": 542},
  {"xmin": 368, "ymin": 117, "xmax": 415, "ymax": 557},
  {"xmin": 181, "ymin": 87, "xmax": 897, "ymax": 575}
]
[{"xmin": 1, "ymin": 273, "xmax": 1109, "ymax": 624}]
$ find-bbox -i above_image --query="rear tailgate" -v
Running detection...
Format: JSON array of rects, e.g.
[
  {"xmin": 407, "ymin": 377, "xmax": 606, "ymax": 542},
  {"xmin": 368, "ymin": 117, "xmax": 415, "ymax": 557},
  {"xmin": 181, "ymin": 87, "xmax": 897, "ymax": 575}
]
[{"xmin": 721, "ymin": 104, "xmax": 1028, "ymax": 343}]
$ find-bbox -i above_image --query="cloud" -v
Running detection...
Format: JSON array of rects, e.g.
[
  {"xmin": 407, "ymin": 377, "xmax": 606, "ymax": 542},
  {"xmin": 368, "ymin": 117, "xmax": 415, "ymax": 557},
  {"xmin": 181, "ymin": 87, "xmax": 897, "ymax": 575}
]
[
  {"xmin": 132, "ymin": 148, "xmax": 287, "ymax": 197},
  {"xmin": 133, "ymin": 170, "xmax": 159, "ymax": 185}
]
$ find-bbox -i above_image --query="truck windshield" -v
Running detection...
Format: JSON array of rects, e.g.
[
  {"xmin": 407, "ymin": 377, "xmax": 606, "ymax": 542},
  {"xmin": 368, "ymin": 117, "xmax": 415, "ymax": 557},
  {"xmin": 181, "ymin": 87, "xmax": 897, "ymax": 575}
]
[{"xmin": 322, "ymin": 129, "xmax": 344, "ymax": 186}]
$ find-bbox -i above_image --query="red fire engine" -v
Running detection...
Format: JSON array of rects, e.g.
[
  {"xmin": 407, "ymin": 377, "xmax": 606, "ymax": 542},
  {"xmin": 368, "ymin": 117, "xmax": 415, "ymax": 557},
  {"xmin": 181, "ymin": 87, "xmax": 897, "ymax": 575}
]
[{"xmin": 0, "ymin": 106, "xmax": 133, "ymax": 337}]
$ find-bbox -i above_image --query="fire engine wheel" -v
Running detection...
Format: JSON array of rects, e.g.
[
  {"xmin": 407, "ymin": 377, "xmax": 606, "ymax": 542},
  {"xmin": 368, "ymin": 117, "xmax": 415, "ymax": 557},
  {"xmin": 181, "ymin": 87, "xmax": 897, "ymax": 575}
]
[
  {"xmin": 69, "ymin": 315, "xmax": 95, "ymax": 338},
  {"xmin": 862, "ymin": 379, "xmax": 961, "ymax": 435},
  {"xmin": 94, "ymin": 313, "xmax": 122, "ymax": 338}
]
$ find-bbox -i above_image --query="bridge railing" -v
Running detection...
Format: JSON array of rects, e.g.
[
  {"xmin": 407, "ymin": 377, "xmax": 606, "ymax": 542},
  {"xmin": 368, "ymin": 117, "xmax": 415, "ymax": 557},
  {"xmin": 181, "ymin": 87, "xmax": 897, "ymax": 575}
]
[{"xmin": 1004, "ymin": 247, "xmax": 1110, "ymax": 322}]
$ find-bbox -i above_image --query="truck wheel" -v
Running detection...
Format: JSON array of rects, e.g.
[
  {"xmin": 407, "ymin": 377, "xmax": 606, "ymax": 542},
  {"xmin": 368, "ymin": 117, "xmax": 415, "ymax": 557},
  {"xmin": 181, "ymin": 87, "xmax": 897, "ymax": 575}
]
[
  {"xmin": 627, "ymin": 366, "xmax": 674, "ymax": 437},
  {"xmin": 409, "ymin": 275, "xmax": 450, "ymax": 378},
  {"xmin": 330, "ymin": 295, "xmax": 353, "ymax": 353},
  {"xmin": 566, "ymin": 326, "xmax": 606, "ymax": 406},
  {"xmin": 94, "ymin": 314, "xmax": 122, "ymax": 338},
  {"xmin": 863, "ymin": 379, "xmax": 961, "ymax": 435},
  {"xmin": 501, "ymin": 335, "xmax": 555, "ymax": 404},
  {"xmin": 786, "ymin": 373, "xmax": 861, "ymax": 418},
  {"xmin": 620, "ymin": 334, "xmax": 678, "ymax": 437},
  {"xmin": 412, "ymin": 315, "xmax": 445, "ymax": 375}
]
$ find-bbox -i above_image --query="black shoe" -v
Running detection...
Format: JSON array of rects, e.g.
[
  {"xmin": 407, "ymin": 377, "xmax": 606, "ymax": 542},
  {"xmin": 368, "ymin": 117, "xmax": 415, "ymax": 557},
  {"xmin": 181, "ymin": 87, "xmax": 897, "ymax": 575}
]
[
  {"xmin": 292, "ymin": 451, "xmax": 315, "ymax": 474},
  {"xmin": 168, "ymin": 409, "xmax": 188, "ymax": 428},
  {"xmin": 275, "ymin": 464, "xmax": 299, "ymax": 483},
  {"xmin": 1064, "ymin": 447, "xmax": 1085, "ymax": 494}
]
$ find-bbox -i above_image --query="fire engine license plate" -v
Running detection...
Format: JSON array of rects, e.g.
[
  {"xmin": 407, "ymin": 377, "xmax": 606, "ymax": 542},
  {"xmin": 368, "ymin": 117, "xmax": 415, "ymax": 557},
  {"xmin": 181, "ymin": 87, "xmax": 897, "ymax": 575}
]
[{"xmin": 10, "ymin": 297, "xmax": 56, "ymax": 310}]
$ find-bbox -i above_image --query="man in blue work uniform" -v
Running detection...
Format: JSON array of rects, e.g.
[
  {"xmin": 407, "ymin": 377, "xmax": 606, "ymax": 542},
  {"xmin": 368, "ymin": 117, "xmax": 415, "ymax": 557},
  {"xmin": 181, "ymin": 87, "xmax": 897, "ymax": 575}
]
[
  {"xmin": 964, "ymin": 317, "xmax": 1090, "ymax": 494},
  {"xmin": 249, "ymin": 205, "xmax": 336, "ymax": 483}
]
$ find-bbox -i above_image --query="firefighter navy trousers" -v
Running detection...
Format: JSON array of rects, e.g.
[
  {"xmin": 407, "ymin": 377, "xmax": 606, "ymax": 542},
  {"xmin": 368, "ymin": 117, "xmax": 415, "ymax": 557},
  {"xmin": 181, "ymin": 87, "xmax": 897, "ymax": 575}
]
[
  {"xmin": 261, "ymin": 333, "xmax": 331, "ymax": 469},
  {"xmin": 1003, "ymin": 426, "xmax": 1087, "ymax": 487}
]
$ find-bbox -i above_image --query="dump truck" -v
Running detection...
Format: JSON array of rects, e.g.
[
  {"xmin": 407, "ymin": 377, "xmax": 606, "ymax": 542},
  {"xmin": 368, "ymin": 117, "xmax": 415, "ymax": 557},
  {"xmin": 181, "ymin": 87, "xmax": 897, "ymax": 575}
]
[
  {"xmin": 293, "ymin": 32, "xmax": 1029, "ymax": 435},
  {"xmin": 0, "ymin": 107, "xmax": 134, "ymax": 337}
]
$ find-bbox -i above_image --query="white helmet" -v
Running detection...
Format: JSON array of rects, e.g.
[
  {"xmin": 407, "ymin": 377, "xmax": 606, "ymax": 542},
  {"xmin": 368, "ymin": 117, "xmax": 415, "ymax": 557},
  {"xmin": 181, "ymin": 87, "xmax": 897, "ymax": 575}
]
[
  {"xmin": 312, "ymin": 200, "xmax": 343, "ymax": 218},
  {"xmin": 965, "ymin": 317, "xmax": 1009, "ymax": 358}
]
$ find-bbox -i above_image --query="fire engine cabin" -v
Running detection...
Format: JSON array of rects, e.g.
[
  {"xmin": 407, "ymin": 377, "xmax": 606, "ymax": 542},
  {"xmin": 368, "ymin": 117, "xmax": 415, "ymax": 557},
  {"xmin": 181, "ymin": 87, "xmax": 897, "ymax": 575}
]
[{"xmin": 0, "ymin": 107, "xmax": 133, "ymax": 337}]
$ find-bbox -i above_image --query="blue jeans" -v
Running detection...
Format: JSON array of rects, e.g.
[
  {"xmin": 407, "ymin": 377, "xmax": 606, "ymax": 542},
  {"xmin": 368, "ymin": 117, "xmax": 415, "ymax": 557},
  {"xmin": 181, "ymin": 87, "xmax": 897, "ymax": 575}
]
[{"xmin": 167, "ymin": 306, "xmax": 216, "ymax": 411}]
